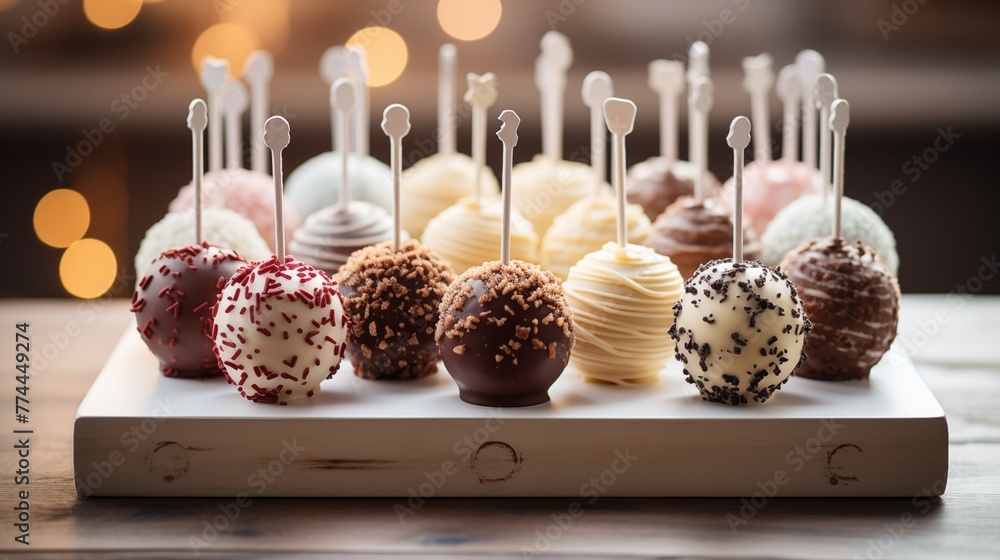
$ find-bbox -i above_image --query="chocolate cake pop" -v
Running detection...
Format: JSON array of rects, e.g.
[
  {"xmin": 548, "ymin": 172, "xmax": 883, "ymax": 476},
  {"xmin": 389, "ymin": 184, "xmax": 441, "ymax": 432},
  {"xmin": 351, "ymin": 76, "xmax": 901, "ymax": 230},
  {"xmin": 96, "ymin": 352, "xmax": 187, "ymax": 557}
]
[
  {"xmin": 436, "ymin": 110, "xmax": 574, "ymax": 407},
  {"xmin": 213, "ymin": 116, "xmax": 349, "ymax": 404},
  {"xmin": 670, "ymin": 117, "xmax": 811, "ymax": 405},
  {"xmin": 132, "ymin": 100, "xmax": 247, "ymax": 378},
  {"xmin": 336, "ymin": 104, "xmax": 456, "ymax": 380},
  {"xmin": 562, "ymin": 97, "xmax": 683, "ymax": 384},
  {"xmin": 779, "ymin": 99, "xmax": 899, "ymax": 380}
]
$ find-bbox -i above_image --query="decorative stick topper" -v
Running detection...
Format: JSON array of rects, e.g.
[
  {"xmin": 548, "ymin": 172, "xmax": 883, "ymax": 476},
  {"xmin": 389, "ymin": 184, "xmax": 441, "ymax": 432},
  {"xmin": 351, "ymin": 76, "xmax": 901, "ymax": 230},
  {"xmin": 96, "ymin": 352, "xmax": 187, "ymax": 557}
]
[
  {"xmin": 244, "ymin": 51, "xmax": 274, "ymax": 174},
  {"xmin": 726, "ymin": 116, "xmax": 752, "ymax": 263},
  {"xmin": 814, "ymin": 73, "xmax": 838, "ymax": 202},
  {"xmin": 332, "ymin": 78, "xmax": 356, "ymax": 212},
  {"xmin": 222, "ymin": 79, "xmax": 250, "ymax": 170},
  {"xmin": 187, "ymin": 99, "xmax": 208, "ymax": 246},
  {"xmin": 648, "ymin": 59, "xmax": 684, "ymax": 164},
  {"xmin": 320, "ymin": 46, "xmax": 353, "ymax": 153},
  {"xmin": 603, "ymin": 97, "xmax": 637, "ymax": 249},
  {"xmin": 741, "ymin": 53, "xmax": 774, "ymax": 163},
  {"xmin": 582, "ymin": 71, "xmax": 614, "ymax": 187},
  {"xmin": 465, "ymin": 72, "xmax": 499, "ymax": 203},
  {"xmin": 829, "ymin": 98, "xmax": 850, "ymax": 240},
  {"xmin": 200, "ymin": 57, "xmax": 228, "ymax": 174},
  {"xmin": 381, "ymin": 104, "xmax": 411, "ymax": 252},
  {"xmin": 438, "ymin": 44, "xmax": 458, "ymax": 156},
  {"xmin": 535, "ymin": 31, "xmax": 572, "ymax": 160},
  {"xmin": 347, "ymin": 46, "xmax": 370, "ymax": 157},
  {"xmin": 795, "ymin": 50, "xmax": 825, "ymax": 170},
  {"xmin": 687, "ymin": 41, "xmax": 710, "ymax": 84},
  {"xmin": 496, "ymin": 110, "xmax": 521, "ymax": 264},
  {"xmin": 689, "ymin": 77, "xmax": 714, "ymax": 205},
  {"xmin": 263, "ymin": 116, "xmax": 291, "ymax": 261},
  {"xmin": 775, "ymin": 64, "xmax": 802, "ymax": 163}
]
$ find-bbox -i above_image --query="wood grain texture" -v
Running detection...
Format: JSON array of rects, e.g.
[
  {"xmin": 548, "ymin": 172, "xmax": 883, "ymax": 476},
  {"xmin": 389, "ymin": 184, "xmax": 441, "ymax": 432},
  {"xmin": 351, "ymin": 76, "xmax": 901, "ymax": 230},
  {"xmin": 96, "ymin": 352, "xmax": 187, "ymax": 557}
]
[{"xmin": 1, "ymin": 296, "xmax": 999, "ymax": 558}]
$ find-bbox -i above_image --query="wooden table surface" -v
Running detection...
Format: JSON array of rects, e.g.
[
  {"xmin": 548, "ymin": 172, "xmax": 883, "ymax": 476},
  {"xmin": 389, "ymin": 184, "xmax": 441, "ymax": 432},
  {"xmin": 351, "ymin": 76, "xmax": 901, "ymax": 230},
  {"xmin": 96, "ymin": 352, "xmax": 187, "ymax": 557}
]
[{"xmin": 1, "ymin": 295, "xmax": 998, "ymax": 559}]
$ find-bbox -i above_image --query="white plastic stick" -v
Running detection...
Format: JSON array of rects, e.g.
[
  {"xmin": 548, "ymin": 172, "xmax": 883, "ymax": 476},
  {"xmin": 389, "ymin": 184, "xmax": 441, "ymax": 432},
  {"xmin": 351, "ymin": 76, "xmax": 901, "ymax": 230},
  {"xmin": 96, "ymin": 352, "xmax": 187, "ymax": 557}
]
[
  {"xmin": 742, "ymin": 54, "xmax": 774, "ymax": 163},
  {"xmin": 381, "ymin": 104, "xmax": 411, "ymax": 252},
  {"xmin": 687, "ymin": 41, "xmax": 710, "ymax": 83},
  {"xmin": 815, "ymin": 73, "xmax": 838, "ymax": 203},
  {"xmin": 726, "ymin": 116, "xmax": 752, "ymax": 263},
  {"xmin": 689, "ymin": 77, "xmax": 713, "ymax": 205},
  {"xmin": 776, "ymin": 64, "xmax": 801, "ymax": 163},
  {"xmin": 496, "ymin": 110, "xmax": 521, "ymax": 264},
  {"xmin": 438, "ymin": 44, "xmax": 457, "ymax": 156},
  {"xmin": 465, "ymin": 72, "xmax": 499, "ymax": 204},
  {"xmin": 347, "ymin": 46, "xmax": 370, "ymax": 157},
  {"xmin": 244, "ymin": 51, "xmax": 273, "ymax": 174},
  {"xmin": 582, "ymin": 71, "xmax": 614, "ymax": 186},
  {"xmin": 200, "ymin": 58, "xmax": 228, "ymax": 174},
  {"xmin": 535, "ymin": 32, "xmax": 572, "ymax": 160},
  {"xmin": 603, "ymin": 97, "xmax": 637, "ymax": 249},
  {"xmin": 263, "ymin": 116, "xmax": 291, "ymax": 260},
  {"xmin": 222, "ymin": 80, "xmax": 249, "ymax": 170},
  {"xmin": 648, "ymin": 59, "xmax": 684, "ymax": 164},
  {"xmin": 796, "ymin": 50, "xmax": 825, "ymax": 170},
  {"xmin": 187, "ymin": 99, "xmax": 208, "ymax": 245},
  {"xmin": 333, "ymin": 78, "xmax": 356, "ymax": 212},
  {"xmin": 320, "ymin": 47, "xmax": 352, "ymax": 153},
  {"xmin": 830, "ymin": 99, "xmax": 850, "ymax": 239}
]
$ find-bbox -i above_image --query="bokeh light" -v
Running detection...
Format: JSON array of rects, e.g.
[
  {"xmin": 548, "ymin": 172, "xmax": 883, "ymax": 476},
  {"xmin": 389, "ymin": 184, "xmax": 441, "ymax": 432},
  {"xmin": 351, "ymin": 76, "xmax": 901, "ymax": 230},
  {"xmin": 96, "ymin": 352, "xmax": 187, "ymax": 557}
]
[
  {"xmin": 437, "ymin": 0, "xmax": 502, "ymax": 41},
  {"xmin": 0, "ymin": 0, "xmax": 22, "ymax": 12},
  {"xmin": 346, "ymin": 26, "xmax": 408, "ymax": 87},
  {"xmin": 59, "ymin": 239, "xmax": 118, "ymax": 299},
  {"xmin": 220, "ymin": 0, "xmax": 290, "ymax": 54},
  {"xmin": 34, "ymin": 189, "xmax": 90, "ymax": 248},
  {"xmin": 191, "ymin": 23, "xmax": 258, "ymax": 77},
  {"xmin": 83, "ymin": 0, "xmax": 143, "ymax": 30}
]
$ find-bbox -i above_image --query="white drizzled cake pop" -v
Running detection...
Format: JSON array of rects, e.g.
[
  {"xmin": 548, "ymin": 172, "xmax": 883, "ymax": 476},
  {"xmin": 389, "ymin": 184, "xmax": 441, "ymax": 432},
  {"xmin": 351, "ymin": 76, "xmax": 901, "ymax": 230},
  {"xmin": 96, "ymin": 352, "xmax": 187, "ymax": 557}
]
[
  {"xmin": 562, "ymin": 97, "xmax": 683, "ymax": 385},
  {"xmin": 284, "ymin": 46, "xmax": 393, "ymax": 219},
  {"xmin": 400, "ymin": 44, "xmax": 500, "ymax": 239},
  {"xmin": 511, "ymin": 31, "xmax": 596, "ymax": 237},
  {"xmin": 779, "ymin": 99, "xmax": 899, "ymax": 381},
  {"xmin": 626, "ymin": 45, "xmax": 722, "ymax": 221},
  {"xmin": 422, "ymin": 72, "xmax": 538, "ymax": 275},
  {"xmin": 212, "ymin": 116, "xmax": 349, "ymax": 405},
  {"xmin": 541, "ymin": 71, "xmax": 651, "ymax": 281},
  {"xmin": 721, "ymin": 55, "xmax": 821, "ymax": 235},
  {"xmin": 171, "ymin": 56, "xmax": 300, "ymax": 252},
  {"xmin": 670, "ymin": 116, "xmax": 811, "ymax": 405},
  {"xmin": 289, "ymin": 79, "xmax": 396, "ymax": 276}
]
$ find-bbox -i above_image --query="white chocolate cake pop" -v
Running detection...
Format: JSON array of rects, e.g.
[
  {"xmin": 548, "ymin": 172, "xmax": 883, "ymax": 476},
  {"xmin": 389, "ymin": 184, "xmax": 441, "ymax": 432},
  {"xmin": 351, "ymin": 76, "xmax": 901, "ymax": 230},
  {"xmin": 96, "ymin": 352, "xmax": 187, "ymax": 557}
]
[
  {"xmin": 670, "ymin": 117, "xmax": 810, "ymax": 405},
  {"xmin": 563, "ymin": 97, "xmax": 683, "ymax": 384},
  {"xmin": 213, "ymin": 116, "xmax": 349, "ymax": 405}
]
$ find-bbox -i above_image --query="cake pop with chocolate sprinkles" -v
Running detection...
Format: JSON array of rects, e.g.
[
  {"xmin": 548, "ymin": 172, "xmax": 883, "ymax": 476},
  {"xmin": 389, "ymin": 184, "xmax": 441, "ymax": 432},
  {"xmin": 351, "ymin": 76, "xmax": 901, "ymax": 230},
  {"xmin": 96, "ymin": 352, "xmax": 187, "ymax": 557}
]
[
  {"xmin": 779, "ymin": 99, "xmax": 899, "ymax": 381},
  {"xmin": 670, "ymin": 116, "xmax": 811, "ymax": 405},
  {"xmin": 436, "ymin": 110, "xmax": 574, "ymax": 407}
]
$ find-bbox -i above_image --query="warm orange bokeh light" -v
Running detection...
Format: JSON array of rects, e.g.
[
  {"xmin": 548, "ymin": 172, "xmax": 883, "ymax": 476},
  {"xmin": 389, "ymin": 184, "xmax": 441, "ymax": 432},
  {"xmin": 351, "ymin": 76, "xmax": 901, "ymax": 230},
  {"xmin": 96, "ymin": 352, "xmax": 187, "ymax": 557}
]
[
  {"xmin": 437, "ymin": 0, "xmax": 502, "ymax": 41},
  {"xmin": 34, "ymin": 189, "xmax": 90, "ymax": 248},
  {"xmin": 83, "ymin": 0, "xmax": 142, "ymax": 30},
  {"xmin": 191, "ymin": 23, "xmax": 258, "ymax": 78},
  {"xmin": 220, "ymin": 0, "xmax": 290, "ymax": 54},
  {"xmin": 346, "ymin": 27, "xmax": 408, "ymax": 87},
  {"xmin": 60, "ymin": 239, "xmax": 118, "ymax": 299}
]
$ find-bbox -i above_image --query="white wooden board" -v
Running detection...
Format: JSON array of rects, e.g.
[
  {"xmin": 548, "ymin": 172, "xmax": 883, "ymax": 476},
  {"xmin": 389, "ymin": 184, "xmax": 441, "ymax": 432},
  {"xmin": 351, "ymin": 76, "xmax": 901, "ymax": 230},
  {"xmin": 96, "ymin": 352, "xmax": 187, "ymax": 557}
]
[{"xmin": 74, "ymin": 327, "xmax": 948, "ymax": 498}]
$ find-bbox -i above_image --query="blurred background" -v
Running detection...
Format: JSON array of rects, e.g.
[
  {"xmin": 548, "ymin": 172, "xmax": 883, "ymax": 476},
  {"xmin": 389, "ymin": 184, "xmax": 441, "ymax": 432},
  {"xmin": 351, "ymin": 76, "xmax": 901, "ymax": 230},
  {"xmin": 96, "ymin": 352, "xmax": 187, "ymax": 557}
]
[{"xmin": 1, "ymin": 0, "xmax": 998, "ymax": 299}]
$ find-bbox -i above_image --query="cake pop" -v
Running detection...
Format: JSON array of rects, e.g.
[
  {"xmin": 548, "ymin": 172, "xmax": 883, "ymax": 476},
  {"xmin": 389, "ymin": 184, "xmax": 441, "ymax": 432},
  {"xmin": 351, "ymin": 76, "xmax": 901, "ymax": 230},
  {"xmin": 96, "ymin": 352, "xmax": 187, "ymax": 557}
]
[
  {"xmin": 562, "ymin": 97, "xmax": 683, "ymax": 384},
  {"xmin": 400, "ymin": 45, "xmax": 500, "ymax": 239},
  {"xmin": 541, "ymin": 71, "xmax": 650, "ymax": 281},
  {"xmin": 720, "ymin": 55, "xmax": 821, "ymax": 235},
  {"xmin": 336, "ymin": 104, "xmax": 456, "ymax": 380},
  {"xmin": 212, "ymin": 116, "xmax": 349, "ymax": 405},
  {"xmin": 779, "ymin": 99, "xmax": 899, "ymax": 380},
  {"xmin": 626, "ymin": 46, "xmax": 722, "ymax": 220},
  {"xmin": 289, "ymin": 79, "xmax": 396, "ymax": 276},
  {"xmin": 284, "ymin": 46, "xmax": 393, "ymax": 219},
  {"xmin": 436, "ymin": 110, "xmax": 574, "ymax": 407},
  {"xmin": 670, "ymin": 116, "xmax": 811, "ymax": 405},
  {"xmin": 422, "ymin": 72, "xmax": 538, "ymax": 275},
  {"xmin": 132, "ymin": 100, "xmax": 247, "ymax": 378},
  {"xmin": 644, "ymin": 77, "xmax": 761, "ymax": 279},
  {"xmin": 511, "ymin": 31, "xmax": 596, "ymax": 237}
]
